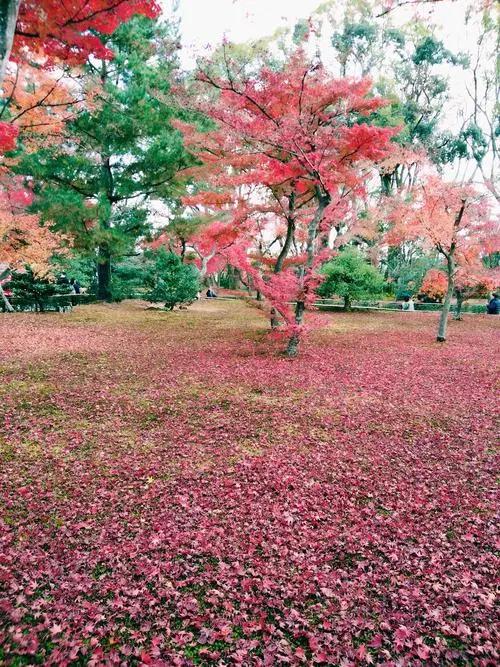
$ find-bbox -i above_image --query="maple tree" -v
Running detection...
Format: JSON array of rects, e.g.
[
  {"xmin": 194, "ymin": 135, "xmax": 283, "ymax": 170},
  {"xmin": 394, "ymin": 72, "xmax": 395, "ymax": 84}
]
[
  {"xmin": 421, "ymin": 265, "xmax": 498, "ymax": 318},
  {"xmin": 453, "ymin": 265, "xmax": 498, "ymax": 319},
  {"xmin": 175, "ymin": 47, "xmax": 397, "ymax": 356},
  {"xmin": 0, "ymin": 173, "xmax": 65, "ymax": 311},
  {"xmin": 0, "ymin": 64, "xmax": 88, "ymax": 151},
  {"xmin": 420, "ymin": 267, "xmax": 447, "ymax": 302},
  {"xmin": 0, "ymin": 1, "xmax": 159, "ymax": 155},
  {"xmin": 385, "ymin": 175, "xmax": 498, "ymax": 341}
]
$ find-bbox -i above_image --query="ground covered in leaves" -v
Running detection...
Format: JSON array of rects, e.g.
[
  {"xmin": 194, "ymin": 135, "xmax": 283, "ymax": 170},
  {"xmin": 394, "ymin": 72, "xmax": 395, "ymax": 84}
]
[{"xmin": 0, "ymin": 301, "xmax": 498, "ymax": 665}]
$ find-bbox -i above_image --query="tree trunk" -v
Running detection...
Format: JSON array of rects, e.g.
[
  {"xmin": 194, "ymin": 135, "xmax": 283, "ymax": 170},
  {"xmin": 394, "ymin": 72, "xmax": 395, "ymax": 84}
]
[
  {"xmin": 274, "ymin": 216, "xmax": 295, "ymax": 274},
  {"xmin": 344, "ymin": 294, "xmax": 352, "ymax": 311},
  {"xmin": 0, "ymin": 281, "xmax": 14, "ymax": 312},
  {"xmin": 234, "ymin": 268, "xmax": 244, "ymax": 290},
  {"xmin": 0, "ymin": 0, "xmax": 20, "ymax": 86},
  {"xmin": 454, "ymin": 291, "xmax": 463, "ymax": 320},
  {"xmin": 270, "ymin": 307, "xmax": 279, "ymax": 330},
  {"xmin": 285, "ymin": 186, "xmax": 330, "ymax": 358},
  {"xmin": 97, "ymin": 246, "xmax": 112, "ymax": 301},
  {"xmin": 437, "ymin": 255, "xmax": 455, "ymax": 342},
  {"xmin": 286, "ymin": 301, "xmax": 304, "ymax": 358}
]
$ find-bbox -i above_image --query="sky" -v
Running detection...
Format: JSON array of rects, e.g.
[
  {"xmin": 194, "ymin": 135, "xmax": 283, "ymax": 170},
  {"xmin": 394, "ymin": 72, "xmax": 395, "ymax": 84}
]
[
  {"xmin": 173, "ymin": 0, "xmax": 471, "ymax": 67},
  {"xmin": 177, "ymin": 0, "xmax": 322, "ymax": 65}
]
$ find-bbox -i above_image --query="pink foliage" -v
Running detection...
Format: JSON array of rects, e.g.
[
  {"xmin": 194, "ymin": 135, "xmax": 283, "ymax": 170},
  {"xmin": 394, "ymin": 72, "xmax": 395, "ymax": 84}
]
[
  {"xmin": 385, "ymin": 177, "xmax": 498, "ymax": 267},
  {"xmin": 173, "ymin": 49, "xmax": 399, "ymax": 343}
]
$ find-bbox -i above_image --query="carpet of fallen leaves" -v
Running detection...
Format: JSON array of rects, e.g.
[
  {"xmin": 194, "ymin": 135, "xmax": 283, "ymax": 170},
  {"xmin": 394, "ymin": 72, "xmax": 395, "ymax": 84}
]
[{"xmin": 0, "ymin": 301, "xmax": 498, "ymax": 666}]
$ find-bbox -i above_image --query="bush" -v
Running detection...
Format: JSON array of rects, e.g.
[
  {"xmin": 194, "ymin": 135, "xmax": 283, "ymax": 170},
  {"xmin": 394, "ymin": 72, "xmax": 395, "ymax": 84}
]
[
  {"xmin": 9, "ymin": 270, "xmax": 72, "ymax": 312},
  {"xmin": 110, "ymin": 256, "xmax": 155, "ymax": 301},
  {"xmin": 420, "ymin": 269, "xmax": 447, "ymax": 302},
  {"xmin": 147, "ymin": 250, "xmax": 199, "ymax": 310}
]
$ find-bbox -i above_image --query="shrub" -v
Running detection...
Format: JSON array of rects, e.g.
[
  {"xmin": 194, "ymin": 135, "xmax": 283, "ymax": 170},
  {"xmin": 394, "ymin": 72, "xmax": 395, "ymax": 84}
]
[{"xmin": 147, "ymin": 250, "xmax": 199, "ymax": 310}]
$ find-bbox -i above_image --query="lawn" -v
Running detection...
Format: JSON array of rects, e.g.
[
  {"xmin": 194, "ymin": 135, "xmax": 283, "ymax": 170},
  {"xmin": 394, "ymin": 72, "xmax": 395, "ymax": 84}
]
[{"xmin": 0, "ymin": 301, "xmax": 498, "ymax": 665}]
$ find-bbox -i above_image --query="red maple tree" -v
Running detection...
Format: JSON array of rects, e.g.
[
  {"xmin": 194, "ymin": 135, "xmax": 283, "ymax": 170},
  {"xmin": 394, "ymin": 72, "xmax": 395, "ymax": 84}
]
[
  {"xmin": 420, "ymin": 268, "xmax": 448, "ymax": 302},
  {"xmin": 0, "ymin": 1, "xmax": 160, "ymax": 150},
  {"xmin": 1, "ymin": 1, "xmax": 160, "ymax": 82},
  {"xmin": 175, "ymin": 48, "xmax": 397, "ymax": 355}
]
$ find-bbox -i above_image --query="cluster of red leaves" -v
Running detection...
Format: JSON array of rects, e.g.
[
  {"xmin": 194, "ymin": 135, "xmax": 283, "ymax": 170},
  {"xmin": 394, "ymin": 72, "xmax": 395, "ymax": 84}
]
[
  {"xmin": 0, "ymin": 123, "xmax": 19, "ymax": 152},
  {"xmin": 170, "ymin": 51, "xmax": 398, "ymax": 340},
  {"xmin": 14, "ymin": 1, "xmax": 160, "ymax": 66},
  {"xmin": 0, "ymin": 302, "xmax": 498, "ymax": 665}
]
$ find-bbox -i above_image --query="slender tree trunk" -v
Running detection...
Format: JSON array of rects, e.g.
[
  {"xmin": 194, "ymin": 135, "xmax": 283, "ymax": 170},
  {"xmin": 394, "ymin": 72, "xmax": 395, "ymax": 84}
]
[
  {"xmin": 97, "ymin": 245, "xmax": 112, "ymax": 301},
  {"xmin": 286, "ymin": 186, "xmax": 330, "ymax": 358},
  {"xmin": 274, "ymin": 216, "xmax": 295, "ymax": 274},
  {"xmin": 344, "ymin": 294, "xmax": 352, "ymax": 311},
  {"xmin": 454, "ymin": 290, "xmax": 463, "ymax": 320},
  {"xmin": 234, "ymin": 268, "xmax": 243, "ymax": 290},
  {"xmin": 437, "ymin": 255, "xmax": 455, "ymax": 342},
  {"xmin": 437, "ymin": 201, "xmax": 465, "ymax": 341},
  {"xmin": 0, "ymin": 281, "xmax": 14, "ymax": 312},
  {"xmin": 270, "ymin": 307, "xmax": 279, "ymax": 330},
  {"xmin": 285, "ymin": 301, "xmax": 305, "ymax": 358},
  {"xmin": 0, "ymin": 0, "xmax": 20, "ymax": 86}
]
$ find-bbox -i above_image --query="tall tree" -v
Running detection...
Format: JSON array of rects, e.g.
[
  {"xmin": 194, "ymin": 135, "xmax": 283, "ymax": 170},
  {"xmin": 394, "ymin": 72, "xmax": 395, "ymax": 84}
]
[
  {"xmin": 455, "ymin": 7, "xmax": 499, "ymax": 202},
  {"xmin": 326, "ymin": 4, "xmax": 470, "ymax": 190},
  {"xmin": 16, "ymin": 15, "xmax": 190, "ymax": 300},
  {"xmin": 178, "ymin": 48, "xmax": 397, "ymax": 356}
]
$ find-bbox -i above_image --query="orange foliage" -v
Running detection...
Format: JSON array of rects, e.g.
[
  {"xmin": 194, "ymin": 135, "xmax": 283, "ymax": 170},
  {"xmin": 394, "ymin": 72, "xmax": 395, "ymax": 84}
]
[
  {"xmin": 0, "ymin": 174, "xmax": 67, "ymax": 276},
  {"xmin": 1, "ymin": 64, "xmax": 92, "ymax": 152},
  {"xmin": 420, "ymin": 269, "xmax": 447, "ymax": 301}
]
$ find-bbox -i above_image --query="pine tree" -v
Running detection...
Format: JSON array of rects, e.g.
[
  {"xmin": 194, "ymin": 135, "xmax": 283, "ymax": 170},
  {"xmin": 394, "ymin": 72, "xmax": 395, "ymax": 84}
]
[
  {"xmin": 318, "ymin": 249, "xmax": 386, "ymax": 311},
  {"xmin": 147, "ymin": 249, "xmax": 199, "ymax": 310},
  {"xmin": 15, "ymin": 14, "xmax": 191, "ymax": 300}
]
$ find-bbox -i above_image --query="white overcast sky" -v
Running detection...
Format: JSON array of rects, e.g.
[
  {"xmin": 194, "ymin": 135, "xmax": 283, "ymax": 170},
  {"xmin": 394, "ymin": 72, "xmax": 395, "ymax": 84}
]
[
  {"xmin": 171, "ymin": 0, "xmax": 470, "ymax": 68},
  {"xmin": 177, "ymin": 0, "xmax": 322, "ymax": 64}
]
